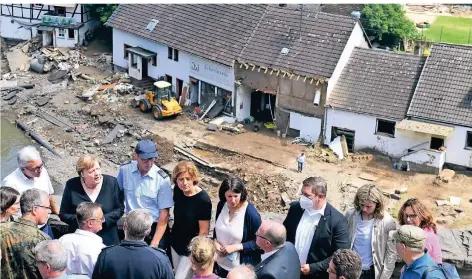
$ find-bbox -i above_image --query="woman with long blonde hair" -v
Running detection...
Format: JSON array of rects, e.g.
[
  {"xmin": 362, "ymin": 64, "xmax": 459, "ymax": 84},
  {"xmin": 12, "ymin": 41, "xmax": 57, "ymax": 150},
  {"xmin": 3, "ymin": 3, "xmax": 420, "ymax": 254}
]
[
  {"xmin": 345, "ymin": 184, "xmax": 397, "ymax": 279},
  {"xmin": 398, "ymin": 198, "xmax": 442, "ymax": 263}
]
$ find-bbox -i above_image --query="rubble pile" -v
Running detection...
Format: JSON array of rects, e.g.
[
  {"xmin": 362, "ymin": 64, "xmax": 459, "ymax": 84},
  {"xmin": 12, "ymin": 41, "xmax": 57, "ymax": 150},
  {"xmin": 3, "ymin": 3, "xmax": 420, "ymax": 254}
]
[{"xmin": 407, "ymin": 4, "xmax": 472, "ymax": 14}]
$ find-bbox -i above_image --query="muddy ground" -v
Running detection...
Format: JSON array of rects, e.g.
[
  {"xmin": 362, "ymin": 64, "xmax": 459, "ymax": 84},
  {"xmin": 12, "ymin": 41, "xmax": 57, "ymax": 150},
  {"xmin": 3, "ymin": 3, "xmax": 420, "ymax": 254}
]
[{"xmin": 1, "ymin": 38, "xmax": 472, "ymax": 228}]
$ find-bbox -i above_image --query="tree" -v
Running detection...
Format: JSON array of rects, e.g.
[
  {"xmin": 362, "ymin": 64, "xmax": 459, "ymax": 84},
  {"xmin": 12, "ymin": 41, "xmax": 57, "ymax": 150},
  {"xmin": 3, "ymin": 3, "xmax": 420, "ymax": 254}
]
[
  {"xmin": 361, "ymin": 4, "xmax": 419, "ymax": 48},
  {"xmin": 85, "ymin": 4, "xmax": 118, "ymax": 24}
]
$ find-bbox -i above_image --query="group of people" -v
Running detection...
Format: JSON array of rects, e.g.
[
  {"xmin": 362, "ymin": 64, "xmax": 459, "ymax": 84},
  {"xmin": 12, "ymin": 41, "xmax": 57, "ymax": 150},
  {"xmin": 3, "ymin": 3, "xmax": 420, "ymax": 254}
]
[{"xmin": 0, "ymin": 141, "xmax": 453, "ymax": 279}]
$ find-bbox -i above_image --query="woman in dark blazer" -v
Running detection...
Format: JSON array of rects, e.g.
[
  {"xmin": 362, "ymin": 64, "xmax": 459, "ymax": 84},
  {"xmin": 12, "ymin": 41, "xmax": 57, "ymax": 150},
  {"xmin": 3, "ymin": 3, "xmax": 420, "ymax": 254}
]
[
  {"xmin": 60, "ymin": 155, "xmax": 124, "ymax": 245},
  {"xmin": 213, "ymin": 177, "xmax": 262, "ymax": 278}
]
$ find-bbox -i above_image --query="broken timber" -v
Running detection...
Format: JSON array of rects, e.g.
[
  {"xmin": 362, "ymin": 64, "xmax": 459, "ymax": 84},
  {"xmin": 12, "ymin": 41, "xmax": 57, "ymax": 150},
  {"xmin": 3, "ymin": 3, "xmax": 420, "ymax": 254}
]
[{"xmin": 173, "ymin": 145, "xmax": 213, "ymax": 168}]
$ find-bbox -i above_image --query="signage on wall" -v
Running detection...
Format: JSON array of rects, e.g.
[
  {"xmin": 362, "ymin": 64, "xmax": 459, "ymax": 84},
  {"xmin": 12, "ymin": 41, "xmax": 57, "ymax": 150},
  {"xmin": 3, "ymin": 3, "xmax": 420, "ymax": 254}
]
[{"xmin": 189, "ymin": 57, "xmax": 233, "ymax": 89}]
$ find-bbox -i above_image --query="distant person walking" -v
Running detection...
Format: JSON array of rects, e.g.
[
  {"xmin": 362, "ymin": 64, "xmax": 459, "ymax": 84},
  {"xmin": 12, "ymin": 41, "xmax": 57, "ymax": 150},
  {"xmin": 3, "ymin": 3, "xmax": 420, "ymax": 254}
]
[{"xmin": 297, "ymin": 153, "xmax": 306, "ymax": 173}]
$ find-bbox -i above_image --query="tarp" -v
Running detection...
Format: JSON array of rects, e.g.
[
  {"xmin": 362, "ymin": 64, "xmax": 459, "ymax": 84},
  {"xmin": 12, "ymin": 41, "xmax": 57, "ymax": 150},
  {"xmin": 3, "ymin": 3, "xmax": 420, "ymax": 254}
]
[{"xmin": 397, "ymin": 119, "xmax": 454, "ymax": 138}]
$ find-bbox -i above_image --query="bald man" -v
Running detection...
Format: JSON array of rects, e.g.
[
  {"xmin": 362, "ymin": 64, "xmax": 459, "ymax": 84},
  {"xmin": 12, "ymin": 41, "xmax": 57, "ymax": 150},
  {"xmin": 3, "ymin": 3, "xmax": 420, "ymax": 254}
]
[
  {"xmin": 227, "ymin": 265, "xmax": 257, "ymax": 279},
  {"xmin": 254, "ymin": 220, "xmax": 301, "ymax": 279}
]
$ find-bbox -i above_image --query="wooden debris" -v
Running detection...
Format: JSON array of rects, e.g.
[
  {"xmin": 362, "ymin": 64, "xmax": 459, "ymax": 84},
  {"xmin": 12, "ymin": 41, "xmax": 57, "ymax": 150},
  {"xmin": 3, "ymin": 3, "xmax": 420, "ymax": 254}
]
[
  {"xmin": 359, "ymin": 173, "xmax": 378, "ymax": 182},
  {"xmin": 102, "ymin": 124, "xmax": 125, "ymax": 144}
]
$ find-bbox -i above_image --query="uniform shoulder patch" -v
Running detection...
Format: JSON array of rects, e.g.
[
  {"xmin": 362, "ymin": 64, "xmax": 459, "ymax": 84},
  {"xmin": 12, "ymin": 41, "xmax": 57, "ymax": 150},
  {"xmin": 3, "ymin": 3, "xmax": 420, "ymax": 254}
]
[
  {"xmin": 157, "ymin": 169, "xmax": 169, "ymax": 179},
  {"xmin": 120, "ymin": 160, "xmax": 132, "ymax": 166},
  {"xmin": 150, "ymin": 246, "xmax": 167, "ymax": 254}
]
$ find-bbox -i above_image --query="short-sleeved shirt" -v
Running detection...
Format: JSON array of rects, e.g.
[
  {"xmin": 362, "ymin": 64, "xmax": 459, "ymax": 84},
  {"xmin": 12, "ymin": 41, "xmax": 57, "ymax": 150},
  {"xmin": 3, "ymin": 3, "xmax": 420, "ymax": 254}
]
[
  {"xmin": 0, "ymin": 218, "xmax": 51, "ymax": 279},
  {"xmin": 170, "ymin": 186, "xmax": 212, "ymax": 256},
  {"xmin": 117, "ymin": 161, "xmax": 174, "ymax": 222},
  {"xmin": 2, "ymin": 167, "xmax": 54, "ymax": 195}
]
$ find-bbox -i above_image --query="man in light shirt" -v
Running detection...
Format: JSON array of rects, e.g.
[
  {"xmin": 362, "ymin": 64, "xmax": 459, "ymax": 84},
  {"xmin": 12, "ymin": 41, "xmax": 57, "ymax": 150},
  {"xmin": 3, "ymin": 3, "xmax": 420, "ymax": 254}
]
[
  {"xmin": 59, "ymin": 202, "xmax": 105, "ymax": 277},
  {"xmin": 254, "ymin": 220, "xmax": 300, "ymax": 279},
  {"xmin": 2, "ymin": 145, "xmax": 58, "ymax": 238},
  {"xmin": 227, "ymin": 265, "xmax": 258, "ymax": 279},
  {"xmin": 283, "ymin": 176, "xmax": 349, "ymax": 279},
  {"xmin": 297, "ymin": 152, "xmax": 306, "ymax": 173}
]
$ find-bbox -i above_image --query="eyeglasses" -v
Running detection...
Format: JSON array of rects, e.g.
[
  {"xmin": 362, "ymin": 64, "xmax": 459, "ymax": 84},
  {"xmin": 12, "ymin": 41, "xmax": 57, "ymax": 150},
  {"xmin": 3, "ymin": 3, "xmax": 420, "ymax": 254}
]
[
  {"xmin": 88, "ymin": 216, "xmax": 105, "ymax": 223},
  {"xmin": 25, "ymin": 164, "xmax": 43, "ymax": 172},
  {"xmin": 34, "ymin": 205, "xmax": 51, "ymax": 212},
  {"xmin": 255, "ymin": 233, "xmax": 271, "ymax": 243},
  {"xmin": 404, "ymin": 214, "xmax": 418, "ymax": 220}
]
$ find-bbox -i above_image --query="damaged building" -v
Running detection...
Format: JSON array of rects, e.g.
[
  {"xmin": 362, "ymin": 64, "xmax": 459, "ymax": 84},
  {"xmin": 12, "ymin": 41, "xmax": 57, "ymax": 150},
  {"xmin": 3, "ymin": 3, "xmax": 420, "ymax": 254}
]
[
  {"xmin": 0, "ymin": 4, "xmax": 98, "ymax": 48},
  {"xmin": 233, "ymin": 6, "xmax": 370, "ymax": 142}
]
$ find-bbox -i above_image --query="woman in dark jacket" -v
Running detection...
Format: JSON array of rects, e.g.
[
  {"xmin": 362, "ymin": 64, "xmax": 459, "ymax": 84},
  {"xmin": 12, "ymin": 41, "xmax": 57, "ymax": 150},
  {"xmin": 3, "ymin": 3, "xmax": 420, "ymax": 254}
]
[
  {"xmin": 213, "ymin": 177, "xmax": 262, "ymax": 277},
  {"xmin": 60, "ymin": 155, "xmax": 124, "ymax": 245}
]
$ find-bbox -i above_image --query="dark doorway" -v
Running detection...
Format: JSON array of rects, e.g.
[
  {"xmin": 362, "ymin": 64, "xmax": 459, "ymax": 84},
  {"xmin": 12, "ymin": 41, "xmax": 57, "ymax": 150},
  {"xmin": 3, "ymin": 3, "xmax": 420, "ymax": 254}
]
[
  {"xmin": 430, "ymin": 137, "xmax": 444, "ymax": 150},
  {"xmin": 165, "ymin": 74, "xmax": 172, "ymax": 85},
  {"xmin": 331, "ymin": 127, "xmax": 355, "ymax": 152},
  {"xmin": 176, "ymin": 78, "xmax": 183, "ymax": 99},
  {"xmin": 250, "ymin": 91, "xmax": 276, "ymax": 122},
  {"xmin": 142, "ymin": 58, "xmax": 148, "ymax": 77}
]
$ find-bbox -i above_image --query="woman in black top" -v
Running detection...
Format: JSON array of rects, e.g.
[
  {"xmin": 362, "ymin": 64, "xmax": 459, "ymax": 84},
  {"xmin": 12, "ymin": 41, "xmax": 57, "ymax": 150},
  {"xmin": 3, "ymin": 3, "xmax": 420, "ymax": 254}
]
[
  {"xmin": 170, "ymin": 161, "xmax": 212, "ymax": 279},
  {"xmin": 0, "ymin": 186, "xmax": 20, "ymax": 222},
  {"xmin": 59, "ymin": 155, "xmax": 124, "ymax": 245}
]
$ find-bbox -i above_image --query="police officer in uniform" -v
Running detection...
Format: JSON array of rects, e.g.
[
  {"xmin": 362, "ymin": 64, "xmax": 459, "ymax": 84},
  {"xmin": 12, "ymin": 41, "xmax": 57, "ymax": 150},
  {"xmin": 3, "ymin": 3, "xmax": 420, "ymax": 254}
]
[
  {"xmin": 117, "ymin": 139, "xmax": 174, "ymax": 250},
  {"xmin": 92, "ymin": 209, "xmax": 174, "ymax": 279}
]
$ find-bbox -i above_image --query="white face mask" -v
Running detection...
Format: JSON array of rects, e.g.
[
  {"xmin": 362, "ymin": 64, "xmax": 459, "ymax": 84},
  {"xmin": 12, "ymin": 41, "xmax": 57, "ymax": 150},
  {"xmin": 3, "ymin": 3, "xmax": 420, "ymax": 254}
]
[{"xmin": 299, "ymin": 196, "xmax": 314, "ymax": 210}]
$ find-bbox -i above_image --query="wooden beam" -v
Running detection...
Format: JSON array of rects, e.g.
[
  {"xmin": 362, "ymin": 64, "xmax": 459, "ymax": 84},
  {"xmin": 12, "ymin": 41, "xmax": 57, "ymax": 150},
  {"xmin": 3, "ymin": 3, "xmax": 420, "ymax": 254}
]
[
  {"xmin": 270, "ymin": 69, "xmax": 274, "ymax": 75},
  {"xmin": 239, "ymin": 63, "xmax": 243, "ymax": 68},
  {"xmin": 264, "ymin": 68, "xmax": 268, "ymax": 74},
  {"xmin": 310, "ymin": 78, "xmax": 314, "ymax": 84},
  {"xmin": 297, "ymin": 75, "xmax": 300, "ymax": 81},
  {"xmin": 251, "ymin": 65, "xmax": 255, "ymax": 71},
  {"xmin": 275, "ymin": 70, "xmax": 280, "ymax": 76},
  {"xmin": 303, "ymin": 77, "xmax": 307, "ymax": 83},
  {"xmin": 71, "ymin": 4, "xmax": 78, "ymax": 18}
]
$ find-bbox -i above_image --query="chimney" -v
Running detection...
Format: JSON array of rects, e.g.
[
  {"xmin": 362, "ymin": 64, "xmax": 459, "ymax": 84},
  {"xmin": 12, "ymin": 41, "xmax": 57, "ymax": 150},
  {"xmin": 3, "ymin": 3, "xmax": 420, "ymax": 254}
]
[{"xmin": 351, "ymin": 11, "xmax": 361, "ymax": 19}]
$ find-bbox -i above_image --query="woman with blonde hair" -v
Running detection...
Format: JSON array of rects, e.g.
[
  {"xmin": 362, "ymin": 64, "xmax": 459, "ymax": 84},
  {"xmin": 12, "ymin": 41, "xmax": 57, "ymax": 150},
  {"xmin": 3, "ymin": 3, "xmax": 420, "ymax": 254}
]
[
  {"xmin": 345, "ymin": 184, "xmax": 397, "ymax": 279},
  {"xmin": 189, "ymin": 236, "xmax": 219, "ymax": 279},
  {"xmin": 59, "ymin": 155, "xmax": 124, "ymax": 245},
  {"xmin": 398, "ymin": 198, "xmax": 442, "ymax": 263},
  {"xmin": 170, "ymin": 161, "xmax": 212, "ymax": 279}
]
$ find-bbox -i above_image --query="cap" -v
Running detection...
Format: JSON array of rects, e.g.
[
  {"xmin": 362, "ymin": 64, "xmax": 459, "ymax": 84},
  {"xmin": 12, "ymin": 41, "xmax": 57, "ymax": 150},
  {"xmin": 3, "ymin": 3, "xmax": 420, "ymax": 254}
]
[
  {"xmin": 393, "ymin": 225, "xmax": 426, "ymax": 249},
  {"xmin": 135, "ymin": 140, "xmax": 159, "ymax": 159}
]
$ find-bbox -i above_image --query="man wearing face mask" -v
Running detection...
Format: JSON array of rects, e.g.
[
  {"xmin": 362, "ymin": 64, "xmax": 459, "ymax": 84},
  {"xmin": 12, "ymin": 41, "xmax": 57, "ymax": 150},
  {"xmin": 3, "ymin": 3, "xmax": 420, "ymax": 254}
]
[{"xmin": 283, "ymin": 177, "xmax": 349, "ymax": 279}]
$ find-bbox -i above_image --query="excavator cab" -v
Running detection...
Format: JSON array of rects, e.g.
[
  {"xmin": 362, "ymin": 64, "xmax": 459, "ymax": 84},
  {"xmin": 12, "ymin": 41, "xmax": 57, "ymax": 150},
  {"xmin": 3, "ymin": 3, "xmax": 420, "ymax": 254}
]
[{"xmin": 139, "ymin": 81, "xmax": 182, "ymax": 120}]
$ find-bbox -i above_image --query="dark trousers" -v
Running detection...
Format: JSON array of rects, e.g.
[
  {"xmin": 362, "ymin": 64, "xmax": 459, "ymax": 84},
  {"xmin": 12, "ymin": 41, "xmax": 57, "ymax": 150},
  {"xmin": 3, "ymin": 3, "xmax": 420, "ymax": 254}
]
[
  {"xmin": 40, "ymin": 222, "xmax": 54, "ymax": 239},
  {"xmin": 145, "ymin": 222, "xmax": 172, "ymax": 261},
  {"xmin": 360, "ymin": 266, "xmax": 375, "ymax": 279},
  {"xmin": 214, "ymin": 263, "xmax": 229, "ymax": 278}
]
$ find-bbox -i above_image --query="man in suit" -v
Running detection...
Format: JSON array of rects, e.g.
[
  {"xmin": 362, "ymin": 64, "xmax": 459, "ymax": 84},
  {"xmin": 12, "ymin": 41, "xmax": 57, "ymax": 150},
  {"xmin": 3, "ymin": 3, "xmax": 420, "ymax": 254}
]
[
  {"xmin": 255, "ymin": 220, "xmax": 301, "ymax": 279},
  {"xmin": 283, "ymin": 177, "xmax": 349, "ymax": 279}
]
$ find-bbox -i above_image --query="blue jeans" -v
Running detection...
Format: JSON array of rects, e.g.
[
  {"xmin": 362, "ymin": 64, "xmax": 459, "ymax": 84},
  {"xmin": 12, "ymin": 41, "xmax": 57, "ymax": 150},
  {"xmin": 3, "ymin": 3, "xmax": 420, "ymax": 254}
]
[{"xmin": 298, "ymin": 162, "xmax": 304, "ymax": 172}]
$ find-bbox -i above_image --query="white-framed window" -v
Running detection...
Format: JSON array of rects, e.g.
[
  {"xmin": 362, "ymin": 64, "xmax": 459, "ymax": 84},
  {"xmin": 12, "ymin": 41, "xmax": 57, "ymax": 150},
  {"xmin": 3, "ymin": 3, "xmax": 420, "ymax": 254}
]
[{"xmin": 58, "ymin": 28, "xmax": 65, "ymax": 38}]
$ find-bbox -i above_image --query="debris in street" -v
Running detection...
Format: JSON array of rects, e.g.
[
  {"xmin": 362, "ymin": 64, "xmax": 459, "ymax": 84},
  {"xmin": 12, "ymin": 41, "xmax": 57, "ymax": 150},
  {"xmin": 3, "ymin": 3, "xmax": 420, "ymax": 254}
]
[
  {"xmin": 80, "ymin": 73, "xmax": 94, "ymax": 81},
  {"xmin": 395, "ymin": 186, "xmax": 408, "ymax": 194},
  {"xmin": 7, "ymin": 96, "xmax": 17, "ymax": 105},
  {"xmin": 281, "ymin": 192, "xmax": 291, "ymax": 206},
  {"xmin": 102, "ymin": 124, "xmax": 125, "ymax": 144},
  {"xmin": 436, "ymin": 199, "xmax": 450, "ymax": 206},
  {"xmin": 328, "ymin": 136, "xmax": 344, "ymax": 160},
  {"xmin": 439, "ymin": 169, "xmax": 455, "ymax": 183},
  {"xmin": 81, "ymin": 84, "xmax": 100, "ymax": 100},
  {"xmin": 208, "ymin": 123, "xmax": 217, "ymax": 131},
  {"xmin": 36, "ymin": 96, "xmax": 51, "ymax": 107},
  {"xmin": 6, "ymin": 49, "xmax": 30, "ymax": 72},
  {"xmin": 48, "ymin": 70, "xmax": 69, "ymax": 84},
  {"xmin": 358, "ymin": 172, "xmax": 378, "ymax": 182},
  {"xmin": 390, "ymin": 193, "xmax": 401, "ymax": 200},
  {"xmin": 2, "ymin": 90, "xmax": 19, "ymax": 100},
  {"xmin": 449, "ymin": 196, "xmax": 461, "ymax": 206}
]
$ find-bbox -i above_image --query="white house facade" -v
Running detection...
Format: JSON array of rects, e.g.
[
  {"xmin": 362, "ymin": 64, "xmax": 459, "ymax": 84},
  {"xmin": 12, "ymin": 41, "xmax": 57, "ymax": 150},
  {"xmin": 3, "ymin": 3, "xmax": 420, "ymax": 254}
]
[
  {"xmin": 111, "ymin": 28, "xmax": 234, "ymax": 106},
  {"xmin": 0, "ymin": 4, "xmax": 98, "ymax": 48}
]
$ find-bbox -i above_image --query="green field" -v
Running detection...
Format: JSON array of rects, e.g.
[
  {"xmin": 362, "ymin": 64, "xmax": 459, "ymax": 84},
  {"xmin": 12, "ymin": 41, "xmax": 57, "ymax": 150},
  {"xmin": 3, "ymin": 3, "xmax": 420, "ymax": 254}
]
[{"xmin": 422, "ymin": 16, "xmax": 472, "ymax": 44}]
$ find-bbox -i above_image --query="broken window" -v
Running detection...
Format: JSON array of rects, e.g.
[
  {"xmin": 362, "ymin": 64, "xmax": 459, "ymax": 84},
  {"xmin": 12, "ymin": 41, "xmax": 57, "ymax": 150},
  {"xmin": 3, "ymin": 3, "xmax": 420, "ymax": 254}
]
[
  {"xmin": 54, "ymin": 6, "xmax": 66, "ymax": 16},
  {"xmin": 67, "ymin": 29, "xmax": 74, "ymax": 39},
  {"xmin": 151, "ymin": 56, "xmax": 157, "ymax": 66},
  {"xmin": 376, "ymin": 119, "xmax": 396, "ymax": 137},
  {"xmin": 173, "ymin": 49, "xmax": 179, "ymax": 62},
  {"xmin": 124, "ymin": 44, "xmax": 131, "ymax": 59},
  {"xmin": 430, "ymin": 137, "xmax": 444, "ymax": 150},
  {"xmin": 168, "ymin": 47, "xmax": 173, "ymax": 60},
  {"xmin": 466, "ymin": 131, "xmax": 472, "ymax": 150},
  {"xmin": 57, "ymin": 28, "xmax": 65, "ymax": 38}
]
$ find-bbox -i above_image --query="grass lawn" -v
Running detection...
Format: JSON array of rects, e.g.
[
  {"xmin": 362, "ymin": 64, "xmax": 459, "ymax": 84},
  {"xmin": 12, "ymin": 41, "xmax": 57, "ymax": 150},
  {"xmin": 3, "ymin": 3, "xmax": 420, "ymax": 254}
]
[{"xmin": 422, "ymin": 16, "xmax": 472, "ymax": 45}]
